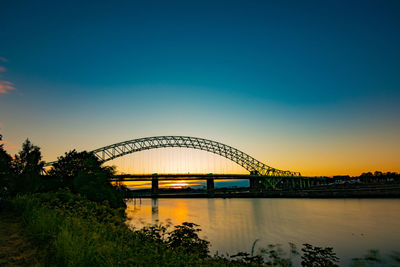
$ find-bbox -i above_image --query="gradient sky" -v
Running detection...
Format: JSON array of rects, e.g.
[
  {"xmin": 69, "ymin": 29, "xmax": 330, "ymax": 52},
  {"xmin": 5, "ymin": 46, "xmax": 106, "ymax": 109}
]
[{"xmin": 1, "ymin": 0, "xmax": 400, "ymax": 176}]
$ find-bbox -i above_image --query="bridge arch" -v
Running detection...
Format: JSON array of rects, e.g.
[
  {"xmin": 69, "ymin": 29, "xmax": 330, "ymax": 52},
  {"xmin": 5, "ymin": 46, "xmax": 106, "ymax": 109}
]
[{"xmin": 90, "ymin": 136, "xmax": 300, "ymax": 176}]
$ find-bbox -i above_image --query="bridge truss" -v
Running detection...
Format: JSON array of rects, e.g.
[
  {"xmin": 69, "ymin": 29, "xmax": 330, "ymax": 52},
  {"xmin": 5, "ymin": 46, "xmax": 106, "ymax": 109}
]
[{"xmin": 90, "ymin": 136, "xmax": 301, "ymax": 177}]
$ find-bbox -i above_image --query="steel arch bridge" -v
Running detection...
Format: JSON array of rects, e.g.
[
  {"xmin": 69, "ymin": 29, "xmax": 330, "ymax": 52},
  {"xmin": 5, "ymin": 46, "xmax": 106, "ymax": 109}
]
[{"xmin": 89, "ymin": 136, "xmax": 301, "ymax": 177}]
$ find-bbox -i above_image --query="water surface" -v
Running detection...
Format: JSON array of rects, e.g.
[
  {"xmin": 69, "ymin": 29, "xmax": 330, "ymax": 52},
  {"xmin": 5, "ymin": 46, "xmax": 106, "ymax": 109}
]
[{"xmin": 126, "ymin": 198, "xmax": 400, "ymax": 265}]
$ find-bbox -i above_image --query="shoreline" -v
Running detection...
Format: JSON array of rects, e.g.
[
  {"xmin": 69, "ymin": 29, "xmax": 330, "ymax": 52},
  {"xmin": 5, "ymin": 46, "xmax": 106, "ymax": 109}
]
[{"xmin": 128, "ymin": 184, "xmax": 400, "ymax": 199}]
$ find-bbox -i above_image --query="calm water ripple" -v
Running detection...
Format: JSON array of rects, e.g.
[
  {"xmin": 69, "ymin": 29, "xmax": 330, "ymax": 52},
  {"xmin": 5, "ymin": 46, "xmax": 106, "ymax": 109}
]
[{"xmin": 126, "ymin": 198, "xmax": 400, "ymax": 265}]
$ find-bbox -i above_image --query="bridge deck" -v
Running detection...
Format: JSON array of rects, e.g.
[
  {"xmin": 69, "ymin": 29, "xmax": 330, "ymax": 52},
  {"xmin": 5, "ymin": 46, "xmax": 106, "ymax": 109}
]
[{"xmin": 110, "ymin": 174, "xmax": 325, "ymax": 181}]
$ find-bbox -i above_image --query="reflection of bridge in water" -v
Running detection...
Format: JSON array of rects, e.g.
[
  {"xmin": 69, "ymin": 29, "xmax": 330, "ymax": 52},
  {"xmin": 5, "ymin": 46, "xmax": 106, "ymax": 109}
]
[{"xmin": 47, "ymin": 136, "xmax": 327, "ymax": 195}]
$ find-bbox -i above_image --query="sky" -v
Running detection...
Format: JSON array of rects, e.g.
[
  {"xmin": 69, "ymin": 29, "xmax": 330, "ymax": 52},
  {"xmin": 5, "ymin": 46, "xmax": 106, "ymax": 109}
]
[{"xmin": 1, "ymin": 0, "xmax": 400, "ymax": 176}]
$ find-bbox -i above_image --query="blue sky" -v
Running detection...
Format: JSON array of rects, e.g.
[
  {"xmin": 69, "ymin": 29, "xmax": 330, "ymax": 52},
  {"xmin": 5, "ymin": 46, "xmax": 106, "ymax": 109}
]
[{"xmin": 1, "ymin": 0, "xmax": 400, "ymax": 175}]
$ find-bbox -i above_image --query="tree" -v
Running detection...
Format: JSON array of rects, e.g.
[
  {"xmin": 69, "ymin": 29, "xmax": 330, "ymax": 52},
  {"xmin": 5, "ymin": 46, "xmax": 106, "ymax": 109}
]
[
  {"xmin": 0, "ymin": 134, "xmax": 14, "ymax": 196},
  {"xmin": 12, "ymin": 139, "xmax": 45, "ymax": 193},
  {"xmin": 73, "ymin": 168, "xmax": 125, "ymax": 208},
  {"xmin": 360, "ymin": 172, "xmax": 373, "ymax": 177},
  {"xmin": 49, "ymin": 150, "xmax": 125, "ymax": 208},
  {"xmin": 49, "ymin": 150, "xmax": 113, "ymax": 187}
]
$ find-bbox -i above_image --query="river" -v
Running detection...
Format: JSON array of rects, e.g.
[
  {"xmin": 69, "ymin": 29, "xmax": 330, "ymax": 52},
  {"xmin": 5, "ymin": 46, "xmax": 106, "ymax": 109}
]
[{"xmin": 126, "ymin": 198, "xmax": 400, "ymax": 265}]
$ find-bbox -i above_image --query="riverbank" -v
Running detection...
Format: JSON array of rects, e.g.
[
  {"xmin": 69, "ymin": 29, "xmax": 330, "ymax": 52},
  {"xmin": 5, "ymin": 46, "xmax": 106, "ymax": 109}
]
[{"xmin": 129, "ymin": 183, "xmax": 400, "ymax": 198}]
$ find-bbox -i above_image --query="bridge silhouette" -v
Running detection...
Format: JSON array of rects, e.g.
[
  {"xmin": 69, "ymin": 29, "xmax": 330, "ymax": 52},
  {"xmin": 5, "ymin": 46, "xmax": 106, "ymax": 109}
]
[
  {"xmin": 47, "ymin": 136, "xmax": 326, "ymax": 194},
  {"xmin": 91, "ymin": 136, "xmax": 301, "ymax": 176}
]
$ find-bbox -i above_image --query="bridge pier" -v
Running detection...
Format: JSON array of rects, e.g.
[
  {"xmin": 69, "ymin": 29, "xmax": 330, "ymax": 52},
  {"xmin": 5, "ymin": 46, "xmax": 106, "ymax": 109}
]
[
  {"xmin": 249, "ymin": 177, "xmax": 260, "ymax": 191},
  {"xmin": 151, "ymin": 174, "xmax": 159, "ymax": 196},
  {"xmin": 249, "ymin": 177, "xmax": 255, "ymax": 190},
  {"xmin": 207, "ymin": 177, "xmax": 215, "ymax": 195}
]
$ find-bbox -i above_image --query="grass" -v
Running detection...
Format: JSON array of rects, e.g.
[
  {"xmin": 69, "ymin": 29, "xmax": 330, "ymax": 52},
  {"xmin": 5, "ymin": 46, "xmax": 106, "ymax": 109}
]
[{"xmin": 0, "ymin": 202, "xmax": 43, "ymax": 266}]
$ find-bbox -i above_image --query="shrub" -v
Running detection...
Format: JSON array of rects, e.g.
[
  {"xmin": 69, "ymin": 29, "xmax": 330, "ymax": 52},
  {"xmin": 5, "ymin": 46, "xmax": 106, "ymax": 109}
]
[{"xmin": 301, "ymin": 243, "xmax": 339, "ymax": 267}]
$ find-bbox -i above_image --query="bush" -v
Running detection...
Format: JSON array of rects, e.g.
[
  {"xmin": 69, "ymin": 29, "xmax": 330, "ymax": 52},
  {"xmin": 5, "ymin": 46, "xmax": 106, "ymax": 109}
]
[
  {"xmin": 301, "ymin": 243, "xmax": 339, "ymax": 267},
  {"xmin": 167, "ymin": 222, "xmax": 210, "ymax": 258}
]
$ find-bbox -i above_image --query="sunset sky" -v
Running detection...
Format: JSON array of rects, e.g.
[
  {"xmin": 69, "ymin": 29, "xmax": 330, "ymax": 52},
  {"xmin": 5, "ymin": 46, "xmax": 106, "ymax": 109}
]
[{"xmin": 1, "ymin": 0, "xmax": 400, "ymax": 176}]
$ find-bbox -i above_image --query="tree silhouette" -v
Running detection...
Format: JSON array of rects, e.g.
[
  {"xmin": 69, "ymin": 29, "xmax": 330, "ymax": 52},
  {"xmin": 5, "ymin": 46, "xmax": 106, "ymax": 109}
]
[
  {"xmin": 0, "ymin": 134, "xmax": 14, "ymax": 196},
  {"xmin": 49, "ymin": 150, "xmax": 113, "ymax": 186},
  {"xmin": 12, "ymin": 139, "xmax": 45, "ymax": 193},
  {"xmin": 13, "ymin": 139, "xmax": 44, "ymax": 174},
  {"xmin": 49, "ymin": 150, "xmax": 125, "ymax": 208}
]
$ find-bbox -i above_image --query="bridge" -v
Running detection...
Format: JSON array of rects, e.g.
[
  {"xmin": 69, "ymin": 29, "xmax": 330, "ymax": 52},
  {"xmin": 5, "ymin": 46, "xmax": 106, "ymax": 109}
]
[
  {"xmin": 46, "ymin": 136, "xmax": 325, "ymax": 194},
  {"xmin": 111, "ymin": 173, "xmax": 327, "ymax": 195}
]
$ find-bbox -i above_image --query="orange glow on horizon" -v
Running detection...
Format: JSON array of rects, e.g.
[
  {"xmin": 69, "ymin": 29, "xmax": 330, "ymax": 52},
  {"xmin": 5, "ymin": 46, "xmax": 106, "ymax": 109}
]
[
  {"xmin": 117, "ymin": 180, "xmax": 205, "ymax": 190},
  {"xmin": 162, "ymin": 180, "xmax": 189, "ymax": 189}
]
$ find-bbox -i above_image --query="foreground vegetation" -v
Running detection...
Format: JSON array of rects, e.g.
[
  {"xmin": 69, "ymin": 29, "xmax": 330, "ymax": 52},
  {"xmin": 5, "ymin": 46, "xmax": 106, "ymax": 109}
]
[
  {"xmin": 6, "ymin": 191, "xmax": 399, "ymax": 266},
  {"xmin": 7, "ymin": 191, "xmax": 332, "ymax": 266},
  {"xmin": 10, "ymin": 191, "xmax": 230, "ymax": 266},
  {"xmin": 1, "ymin": 134, "xmax": 400, "ymax": 266}
]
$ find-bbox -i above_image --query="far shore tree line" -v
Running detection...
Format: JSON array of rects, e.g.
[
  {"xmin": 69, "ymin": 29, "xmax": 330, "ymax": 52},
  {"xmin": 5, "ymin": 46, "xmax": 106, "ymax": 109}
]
[
  {"xmin": 359, "ymin": 171, "xmax": 400, "ymax": 178},
  {"xmin": 332, "ymin": 171, "xmax": 400, "ymax": 184},
  {"xmin": 0, "ymin": 134, "xmax": 127, "ymax": 208}
]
